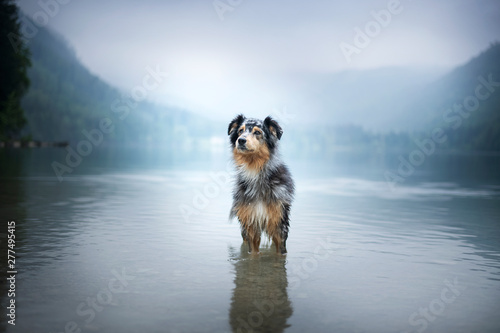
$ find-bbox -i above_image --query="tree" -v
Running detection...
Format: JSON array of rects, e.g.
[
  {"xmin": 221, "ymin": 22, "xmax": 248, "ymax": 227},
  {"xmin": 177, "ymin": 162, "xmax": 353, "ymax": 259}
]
[{"xmin": 0, "ymin": 0, "xmax": 31, "ymax": 140}]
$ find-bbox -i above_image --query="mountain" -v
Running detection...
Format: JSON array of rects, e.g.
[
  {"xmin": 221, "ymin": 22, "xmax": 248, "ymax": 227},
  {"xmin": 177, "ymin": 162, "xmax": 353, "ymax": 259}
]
[
  {"xmin": 17, "ymin": 14, "xmax": 499, "ymax": 153},
  {"xmin": 416, "ymin": 42, "xmax": 500, "ymax": 151},
  {"xmin": 287, "ymin": 43, "xmax": 500, "ymax": 153},
  {"xmin": 19, "ymin": 16, "xmax": 219, "ymax": 148},
  {"xmin": 287, "ymin": 66, "xmax": 446, "ymax": 130}
]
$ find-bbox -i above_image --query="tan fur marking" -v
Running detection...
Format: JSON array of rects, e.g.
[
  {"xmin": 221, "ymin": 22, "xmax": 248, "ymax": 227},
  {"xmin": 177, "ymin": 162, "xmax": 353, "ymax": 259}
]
[
  {"xmin": 235, "ymin": 204, "xmax": 254, "ymax": 227},
  {"xmin": 251, "ymin": 236, "xmax": 261, "ymax": 253},
  {"xmin": 267, "ymin": 202, "xmax": 283, "ymax": 253},
  {"xmin": 235, "ymin": 201, "xmax": 283, "ymax": 253},
  {"xmin": 272, "ymin": 236, "xmax": 282, "ymax": 253},
  {"xmin": 236, "ymin": 203, "xmax": 260, "ymax": 253},
  {"xmin": 235, "ymin": 205, "xmax": 257, "ymax": 240},
  {"xmin": 229, "ymin": 122, "xmax": 239, "ymax": 134},
  {"xmin": 269, "ymin": 126, "xmax": 277, "ymax": 137},
  {"xmin": 266, "ymin": 202, "xmax": 283, "ymax": 237},
  {"xmin": 233, "ymin": 143, "xmax": 270, "ymax": 172},
  {"xmin": 235, "ymin": 202, "xmax": 282, "ymax": 237}
]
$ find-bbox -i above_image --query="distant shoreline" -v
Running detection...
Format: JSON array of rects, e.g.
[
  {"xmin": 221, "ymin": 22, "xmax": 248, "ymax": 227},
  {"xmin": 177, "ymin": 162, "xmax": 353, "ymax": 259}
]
[{"xmin": 0, "ymin": 141, "xmax": 69, "ymax": 148}]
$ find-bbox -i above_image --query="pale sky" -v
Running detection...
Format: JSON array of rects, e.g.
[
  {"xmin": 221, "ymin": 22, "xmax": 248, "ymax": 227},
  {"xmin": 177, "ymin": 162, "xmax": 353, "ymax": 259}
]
[{"xmin": 17, "ymin": 0, "xmax": 500, "ymax": 123}]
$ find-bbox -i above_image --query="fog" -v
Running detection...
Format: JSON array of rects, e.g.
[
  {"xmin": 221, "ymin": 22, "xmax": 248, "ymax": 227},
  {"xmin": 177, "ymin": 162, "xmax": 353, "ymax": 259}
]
[{"xmin": 16, "ymin": 0, "xmax": 500, "ymax": 129}]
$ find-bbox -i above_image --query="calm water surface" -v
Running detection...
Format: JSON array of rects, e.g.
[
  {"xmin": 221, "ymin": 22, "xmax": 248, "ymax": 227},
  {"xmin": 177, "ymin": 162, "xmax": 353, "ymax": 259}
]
[{"xmin": 1, "ymin": 148, "xmax": 499, "ymax": 333}]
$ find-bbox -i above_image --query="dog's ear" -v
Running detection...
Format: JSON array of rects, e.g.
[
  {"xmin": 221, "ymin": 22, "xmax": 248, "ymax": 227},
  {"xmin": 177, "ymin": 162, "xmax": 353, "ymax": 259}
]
[
  {"xmin": 228, "ymin": 114, "xmax": 245, "ymax": 135},
  {"xmin": 264, "ymin": 116, "xmax": 283, "ymax": 140}
]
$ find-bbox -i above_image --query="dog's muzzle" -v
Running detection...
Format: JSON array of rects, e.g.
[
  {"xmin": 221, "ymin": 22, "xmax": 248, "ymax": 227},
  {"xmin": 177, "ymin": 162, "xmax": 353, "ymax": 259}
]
[{"xmin": 237, "ymin": 137, "xmax": 247, "ymax": 150}]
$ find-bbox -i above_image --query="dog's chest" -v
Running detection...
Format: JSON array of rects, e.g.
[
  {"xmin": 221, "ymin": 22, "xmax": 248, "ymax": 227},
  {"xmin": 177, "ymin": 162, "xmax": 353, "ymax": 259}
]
[
  {"xmin": 244, "ymin": 181, "xmax": 272, "ymax": 204},
  {"xmin": 242, "ymin": 200, "xmax": 282, "ymax": 231},
  {"xmin": 248, "ymin": 201, "xmax": 269, "ymax": 228}
]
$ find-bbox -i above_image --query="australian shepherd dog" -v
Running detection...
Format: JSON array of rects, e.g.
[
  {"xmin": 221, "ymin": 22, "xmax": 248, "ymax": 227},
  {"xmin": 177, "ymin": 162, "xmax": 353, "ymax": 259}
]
[{"xmin": 228, "ymin": 114, "xmax": 294, "ymax": 255}]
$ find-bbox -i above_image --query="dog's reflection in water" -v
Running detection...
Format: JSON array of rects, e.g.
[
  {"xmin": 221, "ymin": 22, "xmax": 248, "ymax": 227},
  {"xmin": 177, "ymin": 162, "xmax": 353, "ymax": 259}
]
[{"xmin": 228, "ymin": 243, "xmax": 293, "ymax": 333}]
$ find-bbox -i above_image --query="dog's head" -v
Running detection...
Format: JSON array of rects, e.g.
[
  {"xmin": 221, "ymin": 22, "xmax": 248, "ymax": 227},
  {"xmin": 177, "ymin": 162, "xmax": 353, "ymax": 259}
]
[{"xmin": 228, "ymin": 114, "xmax": 283, "ymax": 170}]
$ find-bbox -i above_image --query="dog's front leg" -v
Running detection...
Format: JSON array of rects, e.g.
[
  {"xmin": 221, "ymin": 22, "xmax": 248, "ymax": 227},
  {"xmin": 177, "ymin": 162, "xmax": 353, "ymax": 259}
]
[{"xmin": 242, "ymin": 225, "xmax": 261, "ymax": 254}]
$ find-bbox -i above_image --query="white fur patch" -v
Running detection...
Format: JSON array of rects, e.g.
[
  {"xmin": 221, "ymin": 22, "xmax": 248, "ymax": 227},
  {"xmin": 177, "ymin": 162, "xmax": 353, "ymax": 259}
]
[
  {"xmin": 244, "ymin": 168, "xmax": 259, "ymax": 180},
  {"xmin": 239, "ymin": 166, "xmax": 260, "ymax": 181},
  {"xmin": 248, "ymin": 201, "xmax": 268, "ymax": 230}
]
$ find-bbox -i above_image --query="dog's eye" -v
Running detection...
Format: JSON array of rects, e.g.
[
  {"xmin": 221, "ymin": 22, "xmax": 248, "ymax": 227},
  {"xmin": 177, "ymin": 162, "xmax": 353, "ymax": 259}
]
[
  {"xmin": 254, "ymin": 131, "xmax": 262, "ymax": 136},
  {"xmin": 238, "ymin": 129, "xmax": 243, "ymax": 135}
]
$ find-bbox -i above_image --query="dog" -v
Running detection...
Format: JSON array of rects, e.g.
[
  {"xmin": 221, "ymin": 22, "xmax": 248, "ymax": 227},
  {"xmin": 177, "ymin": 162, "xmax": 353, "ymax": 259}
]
[{"xmin": 228, "ymin": 114, "xmax": 294, "ymax": 254}]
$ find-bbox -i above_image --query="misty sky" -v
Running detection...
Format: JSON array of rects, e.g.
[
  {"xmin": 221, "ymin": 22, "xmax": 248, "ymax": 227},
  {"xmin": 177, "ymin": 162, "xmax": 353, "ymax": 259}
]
[{"xmin": 17, "ymin": 0, "xmax": 500, "ymax": 124}]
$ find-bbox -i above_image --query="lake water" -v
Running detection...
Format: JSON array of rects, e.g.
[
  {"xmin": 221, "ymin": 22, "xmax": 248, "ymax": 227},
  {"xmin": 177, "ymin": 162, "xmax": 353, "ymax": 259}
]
[{"xmin": 1, "ymin": 147, "xmax": 500, "ymax": 333}]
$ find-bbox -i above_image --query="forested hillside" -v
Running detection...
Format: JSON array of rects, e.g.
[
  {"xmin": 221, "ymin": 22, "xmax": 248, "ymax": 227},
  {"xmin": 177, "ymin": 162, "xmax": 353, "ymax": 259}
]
[
  {"xmin": 15, "ymin": 13, "xmax": 500, "ymax": 153},
  {"xmin": 20, "ymin": 16, "xmax": 218, "ymax": 147},
  {"xmin": 285, "ymin": 43, "xmax": 500, "ymax": 154},
  {"xmin": 427, "ymin": 42, "xmax": 500, "ymax": 151},
  {"xmin": 0, "ymin": 0, "xmax": 30, "ymax": 141}
]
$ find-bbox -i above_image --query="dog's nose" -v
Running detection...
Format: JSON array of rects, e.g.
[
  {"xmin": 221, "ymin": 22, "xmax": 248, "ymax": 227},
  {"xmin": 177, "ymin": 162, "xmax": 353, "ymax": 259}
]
[{"xmin": 238, "ymin": 137, "xmax": 246, "ymax": 145}]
